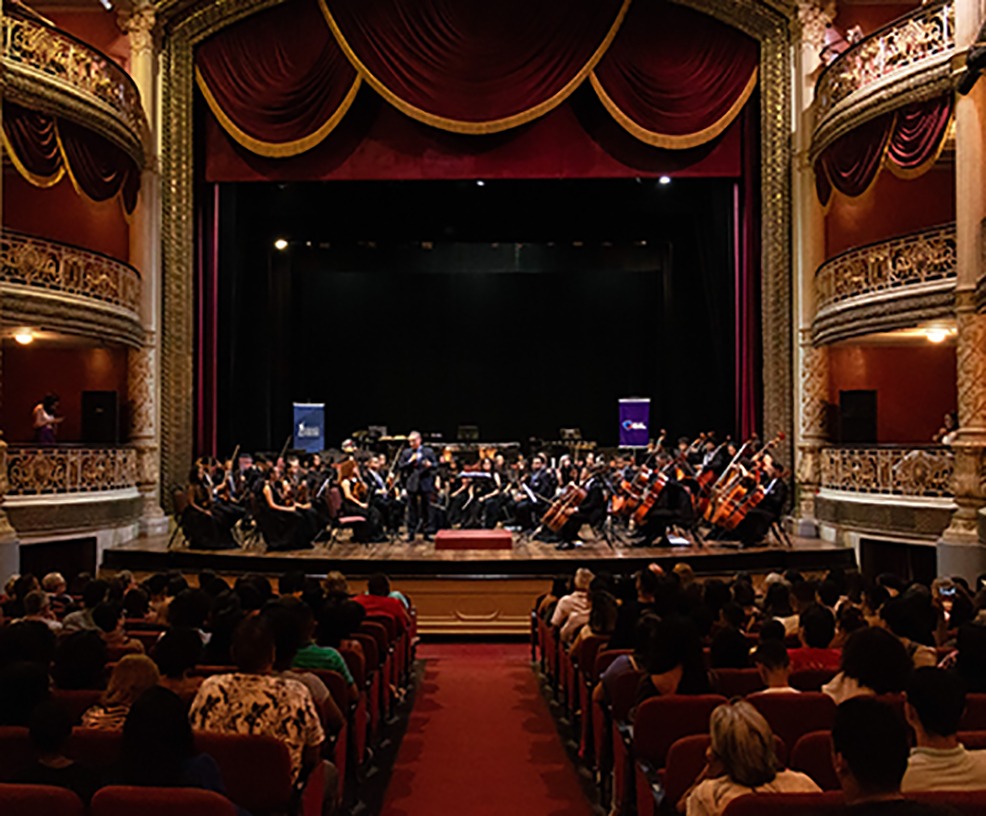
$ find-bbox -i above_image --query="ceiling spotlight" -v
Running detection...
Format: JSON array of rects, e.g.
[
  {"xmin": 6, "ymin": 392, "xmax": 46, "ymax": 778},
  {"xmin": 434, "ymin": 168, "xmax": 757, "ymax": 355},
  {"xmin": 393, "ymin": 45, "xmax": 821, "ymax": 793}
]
[
  {"xmin": 658, "ymin": 176, "xmax": 672, "ymax": 185},
  {"xmin": 476, "ymin": 180, "xmax": 485, "ymax": 187},
  {"xmin": 273, "ymin": 238, "xmax": 289, "ymax": 251},
  {"xmin": 13, "ymin": 329, "xmax": 34, "ymax": 345},
  {"xmin": 924, "ymin": 327, "xmax": 949, "ymax": 344}
]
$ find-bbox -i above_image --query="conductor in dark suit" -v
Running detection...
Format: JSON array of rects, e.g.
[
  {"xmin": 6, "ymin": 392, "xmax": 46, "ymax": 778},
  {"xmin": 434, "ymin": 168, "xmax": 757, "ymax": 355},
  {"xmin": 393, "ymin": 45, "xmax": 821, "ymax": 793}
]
[{"xmin": 399, "ymin": 430, "xmax": 438, "ymax": 541}]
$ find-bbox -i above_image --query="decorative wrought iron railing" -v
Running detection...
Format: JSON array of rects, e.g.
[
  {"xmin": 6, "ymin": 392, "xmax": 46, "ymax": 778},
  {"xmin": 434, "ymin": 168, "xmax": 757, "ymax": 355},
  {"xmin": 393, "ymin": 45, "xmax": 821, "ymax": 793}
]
[
  {"xmin": 0, "ymin": 231, "xmax": 141, "ymax": 315},
  {"xmin": 2, "ymin": 9, "xmax": 145, "ymax": 141},
  {"xmin": 815, "ymin": 223, "xmax": 956, "ymax": 314},
  {"xmin": 815, "ymin": 1, "xmax": 954, "ymax": 122},
  {"xmin": 819, "ymin": 445, "xmax": 953, "ymax": 498},
  {"xmin": 6, "ymin": 446, "xmax": 139, "ymax": 496}
]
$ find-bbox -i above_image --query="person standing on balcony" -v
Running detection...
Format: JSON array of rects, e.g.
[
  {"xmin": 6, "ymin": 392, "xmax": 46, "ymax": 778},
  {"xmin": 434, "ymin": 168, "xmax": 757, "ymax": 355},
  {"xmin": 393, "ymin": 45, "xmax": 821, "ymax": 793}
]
[{"xmin": 32, "ymin": 393, "xmax": 63, "ymax": 445}]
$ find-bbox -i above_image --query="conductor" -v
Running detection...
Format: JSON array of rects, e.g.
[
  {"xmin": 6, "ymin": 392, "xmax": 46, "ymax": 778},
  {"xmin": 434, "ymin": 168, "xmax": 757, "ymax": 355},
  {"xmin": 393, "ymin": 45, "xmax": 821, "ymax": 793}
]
[{"xmin": 399, "ymin": 430, "xmax": 438, "ymax": 541}]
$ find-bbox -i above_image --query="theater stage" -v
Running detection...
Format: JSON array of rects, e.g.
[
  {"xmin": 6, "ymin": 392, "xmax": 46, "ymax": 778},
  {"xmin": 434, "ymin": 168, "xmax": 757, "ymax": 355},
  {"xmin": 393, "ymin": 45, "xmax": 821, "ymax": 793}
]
[{"xmin": 102, "ymin": 533, "xmax": 856, "ymax": 636}]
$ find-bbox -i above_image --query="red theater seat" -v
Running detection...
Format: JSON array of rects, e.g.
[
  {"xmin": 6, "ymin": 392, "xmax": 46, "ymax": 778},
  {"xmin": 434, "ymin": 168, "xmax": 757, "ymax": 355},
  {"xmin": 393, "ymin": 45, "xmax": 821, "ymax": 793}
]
[
  {"xmin": 790, "ymin": 668, "xmax": 837, "ymax": 692},
  {"xmin": 0, "ymin": 727, "xmax": 34, "ymax": 780},
  {"xmin": 789, "ymin": 731, "xmax": 839, "ymax": 790},
  {"xmin": 194, "ymin": 732, "xmax": 293, "ymax": 814},
  {"xmin": 91, "ymin": 787, "xmax": 236, "ymax": 816},
  {"xmin": 962, "ymin": 694, "xmax": 986, "ymax": 731},
  {"xmin": 0, "ymin": 783, "xmax": 84, "ymax": 816},
  {"xmin": 723, "ymin": 791, "xmax": 986, "ymax": 816},
  {"xmin": 710, "ymin": 668, "xmax": 764, "ymax": 697},
  {"xmin": 747, "ymin": 692, "xmax": 836, "ymax": 762},
  {"xmin": 633, "ymin": 695, "xmax": 727, "ymax": 770},
  {"xmin": 52, "ymin": 689, "xmax": 104, "ymax": 724}
]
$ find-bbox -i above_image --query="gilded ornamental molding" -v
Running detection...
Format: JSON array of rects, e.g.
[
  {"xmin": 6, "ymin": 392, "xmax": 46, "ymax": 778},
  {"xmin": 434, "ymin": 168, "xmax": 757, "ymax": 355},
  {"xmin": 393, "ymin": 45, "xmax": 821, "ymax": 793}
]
[
  {"xmin": 810, "ymin": 0, "xmax": 955, "ymax": 162},
  {"xmin": 820, "ymin": 445, "xmax": 954, "ymax": 497},
  {"xmin": 6, "ymin": 445, "xmax": 139, "ymax": 496},
  {"xmin": 2, "ymin": 8, "xmax": 148, "ymax": 166},
  {"xmin": 812, "ymin": 224, "xmax": 957, "ymax": 345},
  {"xmin": 0, "ymin": 231, "xmax": 144, "ymax": 347}
]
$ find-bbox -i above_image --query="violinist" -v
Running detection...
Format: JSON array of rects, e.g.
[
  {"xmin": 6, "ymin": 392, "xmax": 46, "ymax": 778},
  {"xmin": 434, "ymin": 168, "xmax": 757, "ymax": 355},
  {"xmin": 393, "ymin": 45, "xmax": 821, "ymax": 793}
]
[
  {"xmin": 473, "ymin": 456, "xmax": 503, "ymax": 529},
  {"xmin": 339, "ymin": 459, "xmax": 384, "ymax": 544},
  {"xmin": 182, "ymin": 462, "xmax": 237, "ymax": 550},
  {"xmin": 556, "ymin": 464, "xmax": 608, "ymax": 550},
  {"xmin": 399, "ymin": 431, "xmax": 438, "ymax": 541},
  {"xmin": 514, "ymin": 453, "xmax": 557, "ymax": 532},
  {"xmin": 259, "ymin": 462, "xmax": 313, "ymax": 551}
]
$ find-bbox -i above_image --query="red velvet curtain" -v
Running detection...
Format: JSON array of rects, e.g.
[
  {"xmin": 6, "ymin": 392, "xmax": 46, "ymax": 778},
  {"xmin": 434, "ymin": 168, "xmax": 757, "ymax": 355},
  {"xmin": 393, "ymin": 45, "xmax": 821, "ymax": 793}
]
[
  {"xmin": 322, "ymin": 0, "xmax": 628, "ymax": 130},
  {"xmin": 196, "ymin": 0, "xmax": 360, "ymax": 156},
  {"xmin": 736, "ymin": 105, "xmax": 761, "ymax": 440},
  {"xmin": 591, "ymin": 2, "xmax": 758, "ymax": 148},
  {"xmin": 815, "ymin": 94, "xmax": 952, "ymax": 200},
  {"xmin": 3, "ymin": 102, "xmax": 140, "ymax": 212}
]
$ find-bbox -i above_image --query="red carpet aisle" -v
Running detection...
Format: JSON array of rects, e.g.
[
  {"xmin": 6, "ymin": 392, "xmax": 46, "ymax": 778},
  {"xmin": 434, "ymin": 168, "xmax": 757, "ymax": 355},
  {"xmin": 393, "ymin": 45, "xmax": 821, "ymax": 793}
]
[{"xmin": 381, "ymin": 643, "xmax": 595, "ymax": 816}]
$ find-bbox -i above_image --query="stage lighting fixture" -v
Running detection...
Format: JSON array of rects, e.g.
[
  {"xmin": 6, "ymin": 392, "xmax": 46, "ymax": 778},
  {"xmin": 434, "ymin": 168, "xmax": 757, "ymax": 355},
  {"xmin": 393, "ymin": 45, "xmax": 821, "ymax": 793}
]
[
  {"xmin": 273, "ymin": 238, "xmax": 289, "ymax": 251},
  {"xmin": 476, "ymin": 179, "xmax": 485, "ymax": 187},
  {"xmin": 14, "ymin": 329, "xmax": 34, "ymax": 345},
  {"xmin": 658, "ymin": 175, "xmax": 672, "ymax": 185}
]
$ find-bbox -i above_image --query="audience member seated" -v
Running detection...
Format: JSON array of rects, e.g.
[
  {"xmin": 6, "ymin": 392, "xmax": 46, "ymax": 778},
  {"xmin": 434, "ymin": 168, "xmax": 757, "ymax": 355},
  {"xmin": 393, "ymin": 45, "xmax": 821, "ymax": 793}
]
[
  {"xmin": 122, "ymin": 587, "xmax": 153, "ymax": 621},
  {"xmin": 763, "ymin": 581, "xmax": 798, "ymax": 636},
  {"xmin": 537, "ymin": 577, "xmax": 570, "ymax": 622},
  {"xmin": 62, "ymin": 580, "xmax": 110, "ymax": 632},
  {"xmin": 550, "ymin": 568, "xmax": 593, "ymax": 632},
  {"xmin": 81, "ymin": 654, "xmax": 160, "ymax": 729},
  {"xmin": 188, "ymin": 616, "xmax": 337, "ymax": 813},
  {"xmin": 678, "ymin": 699, "xmax": 820, "ymax": 815},
  {"xmin": 354, "ymin": 573, "xmax": 411, "ymax": 635},
  {"xmin": 2, "ymin": 574, "xmax": 40, "ymax": 619},
  {"xmin": 834, "ymin": 605, "xmax": 868, "ymax": 648},
  {"xmin": 42, "ymin": 572, "xmax": 75, "ymax": 618},
  {"xmin": 752, "ymin": 640, "xmax": 799, "ymax": 694},
  {"xmin": 282, "ymin": 599, "xmax": 357, "ymax": 700},
  {"xmin": 13, "ymin": 700, "xmax": 102, "ymax": 803},
  {"xmin": 788, "ymin": 603, "xmax": 840, "ymax": 673},
  {"xmin": 52, "ymin": 630, "xmax": 108, "ymax": 690},
  {"xmin": 710, "ymin": 603, "xmax": 753, "ymax": 669},
  {"xmin": 0, "ymin": 619, "xmax": 57, "ymax": 669},
  {"xmin": 16, "ymin": 590, "xmax": 63, "ymax": 632},
  {"xmin": 881, "ymin": 597, "xmax": 938, "ymax": 669},
  {"xmin": 153, "ymin": 628, "xmax": 204, "ymax": 697},
  {"xmin": 167, "ymin": 590, "xmax": 213, "ymax": 642},
  {"xmin": 570, "ymin": 590, "xmax": 618, "ymax": 659},
  {"xmin": 822, "ymin": 626, "xmax": 913, "ymax": 704},
  {"xmin": 832, "ymin": 697, "xmax": 957, "ymax": 815},
  {"xmin": 633, "ymin": 615, "xmax": 710, "ymax": 713},
  {"xmin": 597, "ymin": 613, "xmax": 659, "ymax": 702},
  {"xmin": 0, "ymin": 660, "xmax": 51, "ymax": 725},
  {"xmin": 93, "ymin": 603, "xmax": 145, "ymax": 657},
  {"xmin": 316, "ymin": 594, "xmax": 367, "ymax": 658},
  {"xmin": 953, "ymin": 623, "xmax": 986, "ymax": 693},
  {"xmin": 902, "ymin": 667, "xmax": 986, "ymax": 792}
]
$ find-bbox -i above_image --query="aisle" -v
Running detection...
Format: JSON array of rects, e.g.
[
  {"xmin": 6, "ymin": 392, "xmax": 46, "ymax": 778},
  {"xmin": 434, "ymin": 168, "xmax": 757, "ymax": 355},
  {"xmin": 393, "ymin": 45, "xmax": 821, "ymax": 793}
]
[{"xmin": 381, "ymin": 643, "xmax": 595, "ymax": 816}]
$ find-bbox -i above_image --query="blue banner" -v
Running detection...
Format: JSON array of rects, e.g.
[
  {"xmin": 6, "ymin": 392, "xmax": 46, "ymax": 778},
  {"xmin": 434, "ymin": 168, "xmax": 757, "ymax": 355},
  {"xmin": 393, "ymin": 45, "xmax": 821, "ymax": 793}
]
[
  {"xmin": 619, "ymin": 398, "xmax": 650, "ymax": 448},
  {"xmin": 293, "ymin": 402, "xmax": 325, "ymax": 453}
]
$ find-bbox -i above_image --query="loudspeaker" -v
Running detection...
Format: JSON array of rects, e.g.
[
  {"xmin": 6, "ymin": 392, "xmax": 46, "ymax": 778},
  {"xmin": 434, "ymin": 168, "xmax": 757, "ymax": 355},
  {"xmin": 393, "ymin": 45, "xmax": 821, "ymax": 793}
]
[
  {"xmin": 838, "ymin": 389, "xmax": 877, "ymax": 444},
  {"xmin": 81, "ymin": 390, "xmax": 119, "ymax": 443}
]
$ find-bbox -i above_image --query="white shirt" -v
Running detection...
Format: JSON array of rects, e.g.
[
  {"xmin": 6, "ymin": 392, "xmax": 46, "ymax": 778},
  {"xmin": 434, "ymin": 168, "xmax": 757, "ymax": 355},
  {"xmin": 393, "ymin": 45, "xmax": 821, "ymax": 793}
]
[
  {"xmin": 550, "ymin": 590, "xmax": 589, "ymax": 628},
  {"xmin": 902, "ymin": 745, "xmax": 986, "ymax": 792},
  {"xmin": 686, "ymin": 769, "xmax": 820, "ymax": 816}
]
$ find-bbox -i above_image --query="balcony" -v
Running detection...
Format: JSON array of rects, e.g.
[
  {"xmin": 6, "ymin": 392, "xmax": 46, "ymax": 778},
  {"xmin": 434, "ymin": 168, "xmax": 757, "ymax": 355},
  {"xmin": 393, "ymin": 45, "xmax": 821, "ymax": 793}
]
[
  {"xmin": 0, "ymin": 231, "xmax": 143, "ymax": 347},
  {"xmin": 811, "ymin": 1, "xmax": 955, "ymax": 161},
  {"xmin": 815, "ymin": 445, "xmax": 955, "ymax": 541},
  {"xmin": 2, "ymin": 8, "xmax": 147, "ymax": 166},
  {"xmin": 812, "ymin": 224, "xmax": 956, "ymax": 345},
  {"xmin": 4, "ymin": 444, "xmax": 141, "ymax": 537}
]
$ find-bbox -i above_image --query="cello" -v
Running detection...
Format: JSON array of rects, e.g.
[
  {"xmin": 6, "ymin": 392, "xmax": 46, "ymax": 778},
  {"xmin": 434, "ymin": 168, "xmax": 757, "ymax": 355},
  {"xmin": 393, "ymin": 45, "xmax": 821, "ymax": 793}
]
[
  {"xmin": 708, "ymin": 433, "xmax": 785, "ymax": 527},
  {"xmin": 614, "ymin": 430, "xmax": 667, "ymax": 517},
  {"xmin": 541, "ymin": 480, "xmax": 588, "ymax": 533}
]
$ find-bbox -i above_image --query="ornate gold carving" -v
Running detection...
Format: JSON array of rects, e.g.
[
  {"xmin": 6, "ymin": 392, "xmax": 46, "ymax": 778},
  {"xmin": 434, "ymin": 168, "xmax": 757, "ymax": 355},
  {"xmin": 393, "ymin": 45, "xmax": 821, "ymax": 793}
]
[
  {"xmin": 127, "ymin": 343, "xmax": 156, "ymax": 440},
  {"xmin": 956, "ymin": 305, "xmax": 986, "ymax": 431},
  {"xmin": 2, "ymin": 8, "xmax": 147, "ymax": 165},
  {"xmin": 820, "ymin": 445, "xmax": 954, "ymax": 497},
  {"xmin": 1, "ymin": 230, "xmax": 141, "ymax": 314},
  {"xmin": 800, "ymin": 338, "xmax": 829, "ymax": 441},
  {"xmin": 7, "ymin": 446, "xmax": 139, "ymax": 495},
  {"xmin": 118, "ymin": 3, "xmax": 158, "ymax": 58},
  {"xmin": 797, "ymin": 1, "xmax": 835, "ymax": 50}
]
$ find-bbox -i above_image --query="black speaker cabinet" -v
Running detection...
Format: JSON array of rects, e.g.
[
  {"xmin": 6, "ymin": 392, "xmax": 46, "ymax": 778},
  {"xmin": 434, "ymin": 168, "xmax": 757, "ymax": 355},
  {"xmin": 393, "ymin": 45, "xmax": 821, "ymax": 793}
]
[
  {"xmin": 838, "ymin": 389, "xmax": 877, "ymax": 444},
  {"xmin": 81, "ymin": 390, "xmax": 119, "ymax": 444}
]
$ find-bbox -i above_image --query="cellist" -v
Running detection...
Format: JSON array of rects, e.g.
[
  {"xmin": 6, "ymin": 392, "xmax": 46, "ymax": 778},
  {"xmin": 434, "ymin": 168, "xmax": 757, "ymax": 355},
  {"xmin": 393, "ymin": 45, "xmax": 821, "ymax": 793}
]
[{"xmin": 555, "ymin": 464, "xmax": 607, "ymax": 551}]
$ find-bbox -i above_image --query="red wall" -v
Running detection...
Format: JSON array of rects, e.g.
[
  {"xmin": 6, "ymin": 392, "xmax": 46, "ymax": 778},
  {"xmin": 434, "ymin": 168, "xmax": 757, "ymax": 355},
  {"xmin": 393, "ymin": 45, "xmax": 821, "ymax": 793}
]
[
  {"xmin": 2, "ymin": 343, "xmax": 129, "ymax": 444},
  {"xmin": 3, "ymin": 170, "xmax": 131, "ymax": 263},
  {"xmin": 828, "ymin": 343, "xmax": 956, "ymax": 444},
  {"xmin": 824, "ymin": 166, "xmax": 954, "ymax": 258}
]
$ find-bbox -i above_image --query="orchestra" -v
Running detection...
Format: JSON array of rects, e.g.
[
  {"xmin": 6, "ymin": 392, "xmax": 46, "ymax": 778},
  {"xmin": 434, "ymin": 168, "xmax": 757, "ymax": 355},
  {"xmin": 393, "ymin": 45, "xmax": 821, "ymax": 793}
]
[{"xmin": 179, "ymin": 428, "xmax": 791, "ymax": 553}]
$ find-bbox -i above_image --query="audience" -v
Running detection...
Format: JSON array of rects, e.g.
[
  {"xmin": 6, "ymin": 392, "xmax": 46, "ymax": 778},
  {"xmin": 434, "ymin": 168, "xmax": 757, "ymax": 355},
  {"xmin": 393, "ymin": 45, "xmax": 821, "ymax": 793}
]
[
  {"xmin": 634, "ymin": 614, "xmax": 709, "ymax": 712},
  {"xmin": 678, "ymin": 699, "xmax": 820, "ymax": 815},
  {"xmin": 52, "ymin": 629, "xmax": 108, "ymax": 690},
  {"xmin": 752, "ymin": 640, "xmax": 799, "ymax": 694},
  {"xmin": 93, "ymin": 601, "xmax": 145, "ymax": 656},
  {"xmin": 42, "ymin": 572, "xmax": 74, "ymax": 618},
  {"xmin": 17, "ymin": 589, "xmax": 63, "ymax": 632},
  {"xmin": 354, "ymin": 573, "xmax": 412, "ymax": 634},
  {"xmin": 0, "ymin": 659, "xmax": 51, "ymax": 725},
  {"xmin": 153, "ymin": 627, "xmax": 205, "ymax": 696},
  {"xmin": 823, "ymin": 626, "xmax": 913, "ymax": 704},
  {"xmin": 81, "ymin": 654, "xmax": 160, "ymax": 729},
  {"xmin": 550, "ymin": 567, "xmax": 593, "ymax": 631},
  {"xmin": 787, "ymin": 603, "xmax": 840, "ymax": 672},
  {"xmin": 62, "ymin": 579, "xmax": 109, "ymax": 632}
]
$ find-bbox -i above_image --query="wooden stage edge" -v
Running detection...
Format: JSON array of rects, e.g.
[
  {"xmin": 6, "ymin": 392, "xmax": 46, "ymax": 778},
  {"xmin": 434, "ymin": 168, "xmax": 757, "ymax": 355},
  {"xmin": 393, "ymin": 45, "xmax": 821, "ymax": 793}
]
[{"xmin": 102, "ymin": 534, "xmax": 857, "ymax": 636}]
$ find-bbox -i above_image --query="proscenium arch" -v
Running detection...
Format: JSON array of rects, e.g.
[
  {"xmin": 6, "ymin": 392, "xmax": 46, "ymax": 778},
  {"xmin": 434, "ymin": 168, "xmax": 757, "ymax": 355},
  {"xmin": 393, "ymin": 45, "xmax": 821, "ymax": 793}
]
[{"xmin": 156, "ymin": 0, "xmax": 795, "ymax": 503}]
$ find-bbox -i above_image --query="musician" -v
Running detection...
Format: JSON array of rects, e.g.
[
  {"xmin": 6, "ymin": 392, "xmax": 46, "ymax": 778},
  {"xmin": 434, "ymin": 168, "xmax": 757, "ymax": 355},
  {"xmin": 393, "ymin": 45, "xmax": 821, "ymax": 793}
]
[
  {"xmin": 399, "ymin": 430, "xmax": 438, "ymax": 540},
  {"xmin": 514, "ymin": 453, "xmax": 557, "ymax": 532},
  {"xmin": 258, "ymin": 463, "xmax": 314, "ymax": 551},
  {"xmin": 733, "ymin": 460, "xmax": 788, "ymax": 547},
  {"xmin": 339, "ymin": 459, "xmax": 383, "ymax": 544},
  {"xmin": 467, "ymin": 456, "xmax": 502, "ymax": 529},
  {"xmin": 556, "ymin": 465, "xmax": 608, "ymax": 550},
  {"xmin": 365, "ymin": 454, "xmax": 401, "ymax": 535},
  {"xmin": 182, "ymin": 463, "xmax": 237, "ymax": 550}
]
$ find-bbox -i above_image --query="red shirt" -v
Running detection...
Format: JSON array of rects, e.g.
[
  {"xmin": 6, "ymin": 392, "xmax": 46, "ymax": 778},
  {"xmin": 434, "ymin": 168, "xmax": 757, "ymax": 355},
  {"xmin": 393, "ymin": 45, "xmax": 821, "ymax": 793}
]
[
  {"xmin": 355, "ymin": 594, "xmax": 410, "ymax": 634},
  {"xmin": 787, "ymin": 646, "xmax": 841, "ymax": 673}
]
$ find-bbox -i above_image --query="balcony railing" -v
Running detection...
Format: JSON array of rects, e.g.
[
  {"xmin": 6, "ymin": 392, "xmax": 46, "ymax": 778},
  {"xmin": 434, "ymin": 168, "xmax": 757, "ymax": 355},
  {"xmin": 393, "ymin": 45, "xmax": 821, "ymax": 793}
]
[
  {"xmin": 6, "ymin": 445, "xmax": 138, "ymax": 496},
  {"xmin": 815, "ymin": 223, "xmax": 956, "ymax": 314},
  {"xmin": 2, "ymin": 9, "xmax": 145, "ymax": 153},
  {"xmin": 0, "ymin": 231, "xmax": 141, "ymax": 316},
  {"xmin": 814, "ymin": 1, "xmax": 954, "ymax": 124},
  {"xmin": 820, "ymin": 445, "xmax": 953, "ymax": 498}
]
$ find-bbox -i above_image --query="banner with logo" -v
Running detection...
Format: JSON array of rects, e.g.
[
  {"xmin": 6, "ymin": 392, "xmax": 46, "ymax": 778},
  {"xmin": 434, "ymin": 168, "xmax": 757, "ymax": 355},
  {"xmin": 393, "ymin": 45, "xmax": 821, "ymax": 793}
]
[
  {"xmin": 293, "ymin": 402, "xmax": 325, "ymax": 453},
  {"xmin": 618, "ymin": 398, "xmax": 650, "ymax": 448}
]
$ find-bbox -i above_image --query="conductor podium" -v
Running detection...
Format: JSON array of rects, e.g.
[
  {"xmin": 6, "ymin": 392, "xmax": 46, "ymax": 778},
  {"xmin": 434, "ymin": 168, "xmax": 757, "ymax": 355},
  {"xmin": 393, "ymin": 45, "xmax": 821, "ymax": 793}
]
[{"xmin": 434, "ymin": 529, "xmax": 513, "ymax": 551}]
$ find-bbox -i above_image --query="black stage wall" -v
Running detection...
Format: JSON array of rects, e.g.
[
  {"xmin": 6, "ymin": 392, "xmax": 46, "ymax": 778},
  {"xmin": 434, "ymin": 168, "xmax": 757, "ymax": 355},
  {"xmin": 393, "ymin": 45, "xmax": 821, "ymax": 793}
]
[{"xmin": 216, "ymin": 178, "xmax": 736, "ymax": 453}]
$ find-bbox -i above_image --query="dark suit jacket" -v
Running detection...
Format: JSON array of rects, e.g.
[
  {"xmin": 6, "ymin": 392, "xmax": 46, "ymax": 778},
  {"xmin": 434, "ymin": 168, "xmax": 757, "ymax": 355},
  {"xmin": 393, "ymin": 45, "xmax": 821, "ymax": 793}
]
[{"xmin": 399, "ymin": 445, "xmax": 438, "ymax": 493}]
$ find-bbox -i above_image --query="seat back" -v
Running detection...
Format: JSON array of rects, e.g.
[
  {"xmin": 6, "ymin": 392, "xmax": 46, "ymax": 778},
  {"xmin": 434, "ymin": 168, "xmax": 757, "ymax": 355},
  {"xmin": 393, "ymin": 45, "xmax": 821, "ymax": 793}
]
[
  {"xmin": 194, "ymin": 732, "xmax": 293, "ymax": 814},
  {"xmin": 573, "ymin": 634, "xmax": 610, "ymax": 678},
  {"xmin": 722, "ymin": 792, "xmax": 845, "ymax": 816},
  {"xmin": 326, "ymin": 487, "xmax": 343, "ymax": 520},
  {"xmin": 789, "ymin": 731, "xmax": 839, "ymax": 790},
  {"xmin": 67, "ymin": 728, "xmax": 124, "ymax": 771},
  {"xmin": 747, "ymin": 692, "xmax": 836, "ymax": 760},
  {"xmin": 789, "ymin": 668, "xmax": 837, "ymax": 692},
  {"xmin": 349, "ymin": 634, "xmax": 379, "ymax": 675},
  {"xmin": 365, "ymin": 614, "xmax": 397, "ymax": 643},
  {"xmin": 359, "ymin": 621, "xmax": 390, "ymax": 658},
  {"xmin": 0, "ymin": 728, "xmax": 34, "ymax": 780},
  {"xmin": 594, "ymin": 649, "xmax": 633, "ymax": 680},
  {"xmin": 337, "ymin": 645, "xmax": 366, "ymax": 689},
  {"xmin": 632, "ymin": 694, "xmax": 728, "ymax": 769},
  {"xmin": 962, "ymin": 694, "xmax": 986, "ymax": 731},
  {"xmin": 0, "ymin": 783, "xmax": 84, "ymax": 816},
  {"xmin": 608, "ymin": 667, "xmax": 647, "ymax": 723},
  {"xmin": 92, "ymin": 786, "xmax": 235, "ymax": 816},
  {"xmin": 664, "ymin": 733, "xmax": 786, "ymax": 808},
  {"xmin": 912, "ymin": 790, "xmax": 986, "ymax": 816},
  {"xmin": 710, "ymin": 668, "xmax": 765, "ymax": 698},
  {"xmin": 52, "ymin": 689, "xmax": 104, "ymax": 724},
  {"xmin": 958, "ymin": 730, "xmax": 986, "ymax": 750},
  {"xmin": 172, "ymin": 488, "xmax": 189, "ymax": 516}
]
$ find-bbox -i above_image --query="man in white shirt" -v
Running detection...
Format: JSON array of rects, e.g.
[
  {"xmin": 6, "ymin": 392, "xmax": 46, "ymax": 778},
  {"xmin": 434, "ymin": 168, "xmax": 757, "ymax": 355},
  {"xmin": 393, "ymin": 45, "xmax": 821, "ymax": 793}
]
[
  {"xmin": 902, "ymin": 667, "xmax": 986, "ymax": 792},
  {"xmin": 550, "ymin": 568, "xmax": 593, "ymax": 630}
]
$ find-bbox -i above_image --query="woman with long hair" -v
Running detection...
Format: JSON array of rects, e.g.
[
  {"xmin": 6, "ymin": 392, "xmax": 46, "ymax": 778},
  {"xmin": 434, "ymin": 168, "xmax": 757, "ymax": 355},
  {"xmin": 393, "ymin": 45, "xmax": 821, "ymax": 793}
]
[{"xmin": 81, "ymin": 654, "xmax": 159, "ymax": 730}]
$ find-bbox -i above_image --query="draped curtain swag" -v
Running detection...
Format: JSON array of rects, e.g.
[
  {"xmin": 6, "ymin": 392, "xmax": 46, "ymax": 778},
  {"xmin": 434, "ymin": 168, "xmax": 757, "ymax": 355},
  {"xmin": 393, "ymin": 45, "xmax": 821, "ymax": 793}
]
[
  {"xmin": 3, "ymin": 103, "xmax": 140, "ymax": 212},
  {"xmin": 814, "ymin": 95, "xmax": 952, "ymax": 205},
  {"xmin": 195, "ymin": 0, "xmax": 760, "ymax": 156}
]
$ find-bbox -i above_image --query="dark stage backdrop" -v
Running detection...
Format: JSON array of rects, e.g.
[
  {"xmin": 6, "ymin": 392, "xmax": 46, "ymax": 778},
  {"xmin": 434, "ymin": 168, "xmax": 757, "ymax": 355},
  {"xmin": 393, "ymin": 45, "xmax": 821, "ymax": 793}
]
[{"xmin": 215, "ymin": 178, "xmax": 735, "ymax": 453}]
